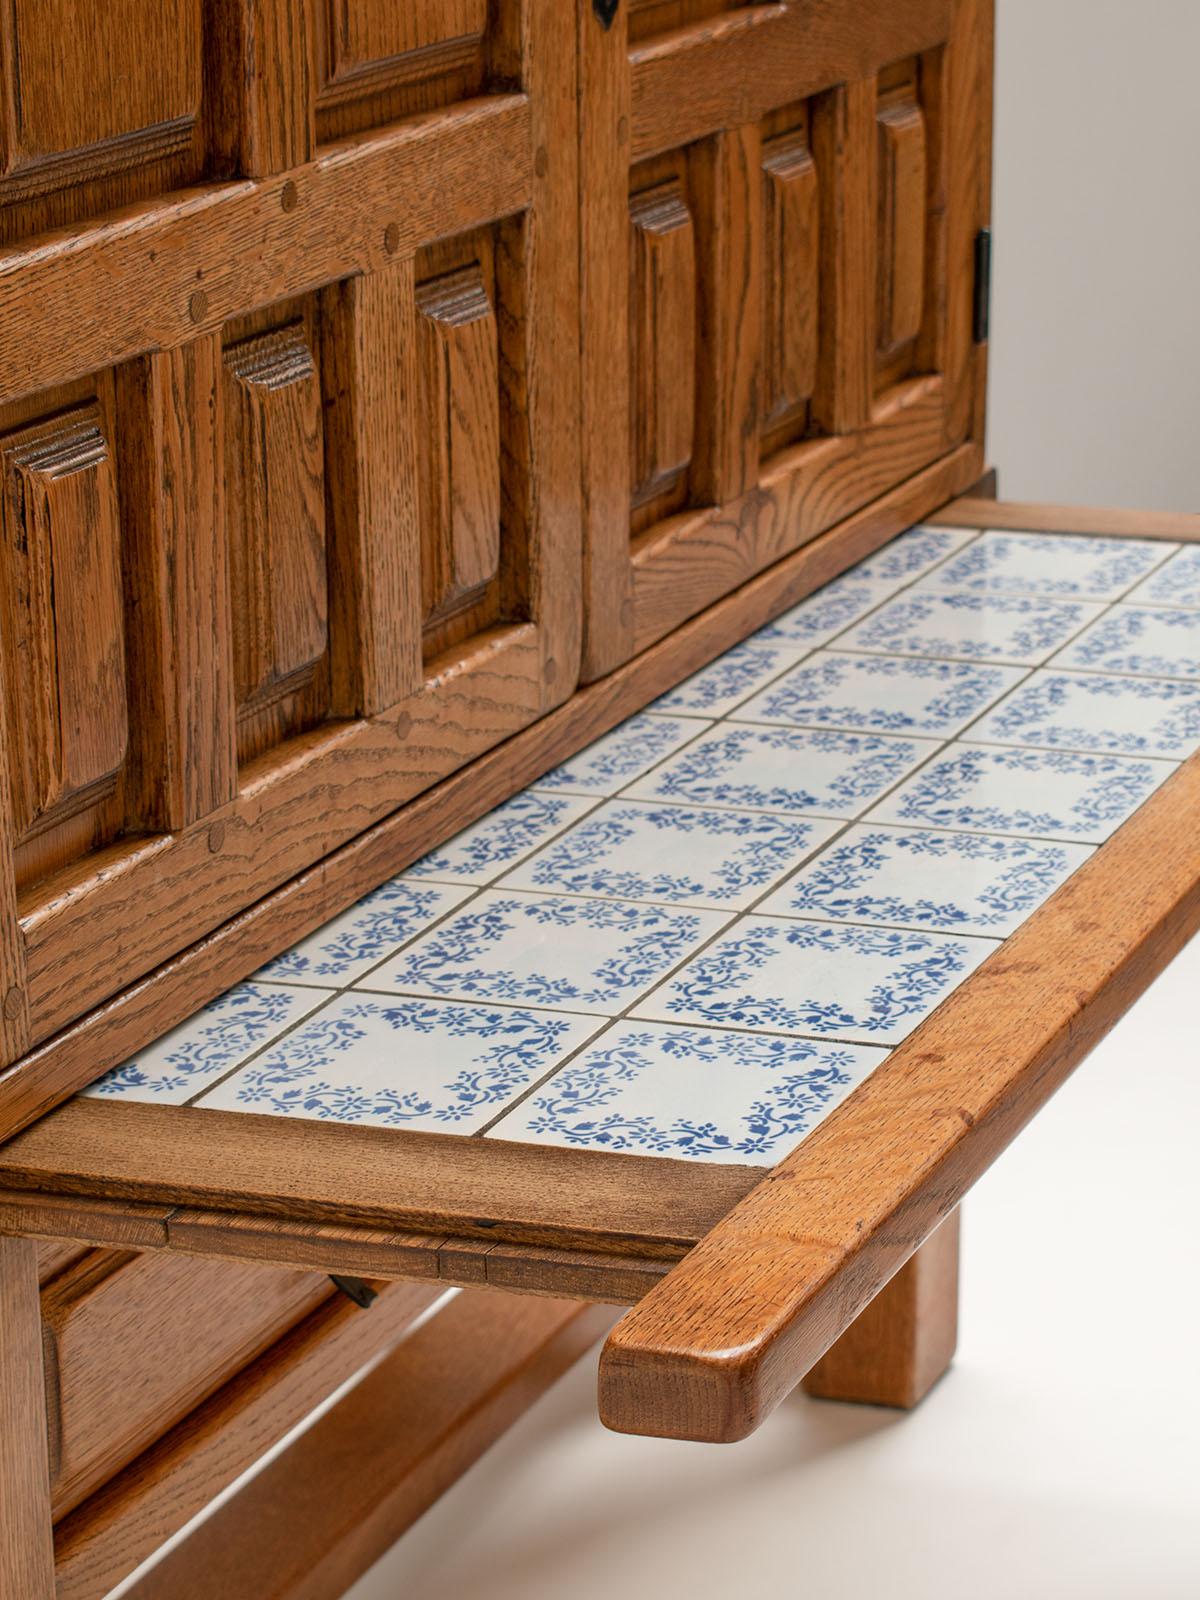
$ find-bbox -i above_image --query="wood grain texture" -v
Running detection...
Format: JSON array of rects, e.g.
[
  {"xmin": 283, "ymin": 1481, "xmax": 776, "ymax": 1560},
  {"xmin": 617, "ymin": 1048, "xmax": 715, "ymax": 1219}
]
[
  {"xmin": 207, "ymin": 0, "xmax": 315, "ymax": 177},
  {"xmin": 0, "ymin": 93, "xmax": 532, "ymax": 410},
  {"xmin": 52, "ymin": 1278, "xmax": 438, "ymax": 1600},
  {"xmin": 116, "ymin": 336, "xmax": 237, "ymax": 832},
  {"xmin": 415, "ymin": 262, "xmax": 502, "ymax": 622},
  {"xmin": 0, "ymin": 1100, "xmax": 766, "ymax": 1257},
  {"xmin": 761, "ymin": 127, "xmax": 819, "ymax": 428},
  {"xmin": 802, "ymin": 1207, "xmax": 959, "ymax": 1407},
  {"xmin": 1, "ymin": 1194, "xmax": 676, "ymax": 1305},
  {"xmin": 0, "ymin": 443, "xmax": 980, "ymax": 1135},
  {"xmin": 876, "ymin": 95, "xmax": 927, "ymax": 355},
  {"xmin": 0, "ymin": 404, "xmax": 127, "ymax": 838},
  {"xmin": 629, "ymin": 178, "xmax": 696, "ymax": 504},
  {"xmin": 0, "ymin": 706, "xmax": 30, "ymax": 1063},
  {"xmin": 321, "ymin": 259, "xmax": 423, "ymax": 717},
  {"xmin": 929, "ymin": 496, "xmax": 1200, "ymax": 540},
  {"xmin": 0, "ymin": 1234, "xmax": 55, "ymax": 1597},
  {"xmin": 811, "ymin": 78, "xmax": 873, "ymax": 434},
  {"xmin": 599, "ymin": 748, "xmax": 1200, "ymax": 1441},
  {"xmin": 629, "ymin": 0, "xmax": 951, "ymax": 162},
  {"xmin": 126, "ymin": 1291, "xmax": 612, "ymax": 1600},
  {"xmin": 690, "ymin": 122, "xmax": 761, "ymax": 506},
  {"xmin": 43, "ymin": 1248, "xmax": 333, "ymax": 1519}
]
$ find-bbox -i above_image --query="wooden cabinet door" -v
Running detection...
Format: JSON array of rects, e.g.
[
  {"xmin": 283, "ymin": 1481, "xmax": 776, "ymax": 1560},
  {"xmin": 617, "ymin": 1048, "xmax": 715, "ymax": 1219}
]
[
  {"xmin": 578, "ymin": 0, "xmax": 991, "ymax": 678},
  {"xmin": 0, "ymin": 0, "xmax": 579, "ymax": 1065}
]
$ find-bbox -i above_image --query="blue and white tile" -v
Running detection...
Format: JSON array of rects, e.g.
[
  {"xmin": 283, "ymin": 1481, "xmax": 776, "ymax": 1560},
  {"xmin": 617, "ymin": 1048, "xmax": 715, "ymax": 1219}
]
[
  {"xmin": 405, "ymin": 791, "xmax": 598, "ymax": 885},
  {"xmin": 196, "ymin": 994, "xmax": 601, "ymax": 1131},
  {"xmin": 749, "ymin": 572, "xmax": 894, "ymax": 650},
  {"xmin": 499, "ymin": 801, "xmax": 840, "ymax": 911},
  {"xmin": 651, "ymin": 642, "xmax": 798, "ymax": 718},
  {"xmin": 924, "ymin": 530, "xmax": 1173, "ymax": 601},
  {"xmin": 632, "ymin": 916, "xmax": 995, "ymax": 1044},
  {"xmin": 836, "ymin": 589, "xmax": 1102, "ymax": 666},
  {"xmin": 733, "ymin": 651, "xmax": 1024, "ymax": 738},
  {"xmin": 253, "ymin": 879, "xmax": 474, "ymax": 988},
  {"xmin": 971, "ymin": 671, "xmax": 1200, "ymax": 760},
  {"xmin": 1052, "ymin": 606, "xmax": 1200, "ymax": 681},
  {"xmin": 867, "ymin": 742, "xmax": 1173, "ymax": 843},
  {"xmin": 358, "ymin": 890, "xmax": 731, "ymax": 1015},
  {"xmin": 850, "ymin": 524, "xmax": 979, "ymax": 584},
  {"xmin": 757, "ymin": 824, "xmax": 1093, "ymax": 936},
  {"xmin": 533, "ymin": 713, "xmax": 706, "ymax": 797},
  {"xmin": 1124, "ymin": 544, "xmax": 1200, "ymax": 610},
  {"xmin": 83, "ymin": 983, "xmax": 325, "ymax": 1104},
  {"xmin": 624, "ymin": 723, "xmax": 933, "ymax": 819},
  {"xmin": 487, "ymin": 1021, "xmax": 885, "ymax": 1163}
]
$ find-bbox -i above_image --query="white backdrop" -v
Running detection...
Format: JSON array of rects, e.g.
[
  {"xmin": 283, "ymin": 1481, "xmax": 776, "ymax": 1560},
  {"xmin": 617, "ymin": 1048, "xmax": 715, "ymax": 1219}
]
[{"xmin": 989, "ymin": 0, "xmax": 1200, "ymax": 511}]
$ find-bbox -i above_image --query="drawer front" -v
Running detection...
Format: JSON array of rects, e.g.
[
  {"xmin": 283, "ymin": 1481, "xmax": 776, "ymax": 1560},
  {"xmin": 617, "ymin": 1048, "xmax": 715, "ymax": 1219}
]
[
  {"xmin": 40, "ymin": 1247, "xmax": 333, "ymax": 1518},
  {"xmin": 579, "ymin": 0, "xmax": 990, "ymax": 678}
]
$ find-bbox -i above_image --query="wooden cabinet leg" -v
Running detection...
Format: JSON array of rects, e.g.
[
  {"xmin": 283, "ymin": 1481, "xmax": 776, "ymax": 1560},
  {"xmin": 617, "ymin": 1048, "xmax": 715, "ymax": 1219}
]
[
  {"xmin": 801, "ymin": 1209, "xmax": 960, "ymax": 1409},
  {"xmin": 0, "ymin": 1235, "xmax": 55, "ymax": 1597}
]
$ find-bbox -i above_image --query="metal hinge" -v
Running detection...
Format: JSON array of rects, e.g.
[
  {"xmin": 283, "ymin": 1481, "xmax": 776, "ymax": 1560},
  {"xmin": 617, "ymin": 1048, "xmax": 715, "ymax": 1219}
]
[
  {"xmin": 330, "ymin": 1274, "xmax": 378, "ymax": 1309},
  {"xmin": 594, "ymin": 0, "xmax": 619, "ymax": 28},
  {"xmin": 973, "ymin": 227, "xmax": 992, "ymax": 344}
]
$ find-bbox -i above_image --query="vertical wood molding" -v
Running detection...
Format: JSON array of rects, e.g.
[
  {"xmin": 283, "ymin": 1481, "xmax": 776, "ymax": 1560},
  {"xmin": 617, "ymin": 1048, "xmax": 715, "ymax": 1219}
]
[
  {"xmin": 876, "ymin": 98, "xmax": 927, "ymax": 354},
  {"xmin": 761, "ymin": 128, "xmax": 820, "ymax": 427},
  {"xmin": 802, "ymin": 1208, "xmax": 960, "ymax": 1408},
  {"xmin": 223, "ymin": 323, "xmax": 329, "ymax": 707},
  {"xmin": 0, "ymin": 406, "xmax": 127, "ymax": 837},
  {"xmin": 690, "ymin": 122, "xmax": 761, "ymax": 505},
  {"xmin": 0, "ymin": 708, "xmax": 30, "ymax": 1064},
  {"xmin": 0, "ymin": 1235, "xmax": 55, "ymax": 1597},
  {"xmin": 415, "ymin": 263, "xmax": 502, "ymax": 625},
  {"xmin": 578, "ymin": 0, "xmax": 634, "ymax": 679},
  {"xmin": 628, "ymin": 179, "xmax": 696, "ymax": 504},
  {"xmin": 118, "ymin": 335, "xmax": 237, "ymax": 833},
  {"xmin": 322, "ymin": 262, "xmax": 423, "ymax": 718},
  {"xmin": 207, "ymin": 0, "xmax": 315, "ymax": 177},
  {"xmin": 812, "ymin": 79, "xmax": 874, "ymax": 435}
]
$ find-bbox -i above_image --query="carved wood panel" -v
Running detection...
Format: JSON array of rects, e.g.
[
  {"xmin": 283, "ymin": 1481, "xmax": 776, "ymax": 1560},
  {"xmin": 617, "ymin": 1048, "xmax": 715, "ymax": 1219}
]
[
  {"xmin": 579, "ymin": 0, "xmax": 988, "ymax": 677},
  {"xmin": 0, "ymin": 0, "xmax": 580, "ymax": 1070}
]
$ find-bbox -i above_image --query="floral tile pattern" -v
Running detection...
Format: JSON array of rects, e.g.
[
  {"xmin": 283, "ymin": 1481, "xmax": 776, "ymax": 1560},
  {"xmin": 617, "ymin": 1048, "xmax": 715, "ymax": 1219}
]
[
  {"xmin": 651, "ymin": 643, "xmax": 800, "ymax": 718},
  {"xmin": 734, "ymin": 652, "xmax": 1025, "ymax": 738},
  {"xmin": 837, "ymin": 589, "xmax": 1103, "ymax": 666},
  {"xmin": 79, "ymin": 522, "xmax": 1193, "ymax": 1165},
  {"xmin": 867, "ymin": 742, "xmax": 1172, "ymax": 842},
  {"xmin": 925, "ymin": 530, "xmax": 1172, "ymax": 601},
  {"xmin": 488, "ymin": 1022, "xmax": 886, "ymax": 1163},
  {"xmin": 84, "ymin": 984, "xmax": 325, "ymax": 1103},
  {"xmin": 971, "ymin": 671, "xmax": 1200, "ymax": 760},
  {"xmin": 750, "ymin": 572, "xmax": 896, "ymax": 649},
  {"xmin": 850, "ymin": 524, "xmax": 979, "ymax": 584},
  {"xmin": 405, "ymin": 791, "xmax": 598, "ymax": 884},
  {"xmin": 624, "ymin": 724, "xmax": 933, "ymax": 818},
  {"xmin": 1053, "ymin": 606, "xmax": 1200, "ymax": 681},
  {"xmin": 1124, "ymin": 545, "xmax": 1200, "ymax": 609},
  {"xmin": 757, "ymin": 824, "xmax": 1093, "ymax": 936},
  {"xmin": 359, "ymin": 890, "xmax": 731, "ymax": 1015},
  {"xmin": 632, "ymin": 916, "xmax": 995, "ymax": 1045},
  {"xmin": 197, "ymin": 995, "xmax": 601, "ymax": 1131},
  {"xmin": 534, "ymin": 713, "xmax": 705, "ymax": 796},
  {"xmin": 499, "ymin": 801, "xmax": 840, "ymax": 910},
  {"xmin": 254, "ymin": 880, "xmax": 475, "ymax": 987}
]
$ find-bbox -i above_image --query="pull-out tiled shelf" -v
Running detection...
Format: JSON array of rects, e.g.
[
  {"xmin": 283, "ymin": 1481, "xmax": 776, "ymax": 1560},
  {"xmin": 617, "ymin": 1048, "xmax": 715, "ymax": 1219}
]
[{"xmin": 4, "ymin": 499, "xmax": 1200, "ymax": 1442}]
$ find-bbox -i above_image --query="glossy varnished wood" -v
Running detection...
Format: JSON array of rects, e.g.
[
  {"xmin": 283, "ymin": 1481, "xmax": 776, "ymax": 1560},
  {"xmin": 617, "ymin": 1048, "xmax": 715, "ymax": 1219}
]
[
  {"xmin": 599, "ymin": 741, "xmax": 1200, "ymax": 1440},
  {"xmin": 126, "ymin": 1292, "xmax": 614, "ymax": 1600},
  {"xmin": 931, "ymin": 495, "xmax": 1200, "ymax": 540}
]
